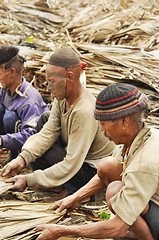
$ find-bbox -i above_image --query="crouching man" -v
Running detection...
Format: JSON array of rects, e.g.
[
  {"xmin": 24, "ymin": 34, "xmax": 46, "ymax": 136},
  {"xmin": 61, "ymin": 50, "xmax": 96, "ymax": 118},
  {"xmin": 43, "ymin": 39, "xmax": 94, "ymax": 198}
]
[{"xmin": 35, "ymin": 83, "xmax": 159, "ymax": 240}]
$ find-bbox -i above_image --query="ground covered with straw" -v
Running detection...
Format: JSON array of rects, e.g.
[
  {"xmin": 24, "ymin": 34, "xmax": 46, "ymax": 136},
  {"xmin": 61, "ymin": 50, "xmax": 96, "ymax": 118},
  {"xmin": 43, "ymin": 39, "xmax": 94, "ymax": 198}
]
[{"xmin": 0, "ymin": 0, "xmax": 159, "ymax": 125}]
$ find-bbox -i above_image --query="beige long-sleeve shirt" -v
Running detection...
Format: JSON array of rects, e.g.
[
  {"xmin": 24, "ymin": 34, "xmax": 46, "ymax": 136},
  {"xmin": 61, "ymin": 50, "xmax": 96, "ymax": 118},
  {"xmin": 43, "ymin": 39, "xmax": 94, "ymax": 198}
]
[
  {"xmin": 20, "ymin": 89, "xmax": 115, "ymax": 188},
  {"xmin": 110, "ymin": 123, "xmax": 159, "ymax": 225}
]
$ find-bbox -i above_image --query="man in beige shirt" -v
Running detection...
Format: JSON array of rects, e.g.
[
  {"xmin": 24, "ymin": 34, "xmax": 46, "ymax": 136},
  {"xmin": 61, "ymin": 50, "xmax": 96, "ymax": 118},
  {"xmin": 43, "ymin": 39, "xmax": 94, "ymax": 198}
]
[
  {"xmin": 34, "ymin": 83, "xmax": 159, "ymax": 240},
  {"xmin": 1, "ymin": 47, "xmax": 114, "ymax": 197}
]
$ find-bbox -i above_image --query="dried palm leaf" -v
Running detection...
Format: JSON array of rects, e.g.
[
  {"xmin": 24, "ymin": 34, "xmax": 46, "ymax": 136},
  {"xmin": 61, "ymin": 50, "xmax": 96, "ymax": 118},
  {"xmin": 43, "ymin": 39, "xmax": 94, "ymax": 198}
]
[
  {"xmin": 0, "ymin": 201, "xmax": 67, "ymax": 239},
  {"xmin": 0, "ymin": 0, "xmax": 159, "ymax": 124},
  {"xmin": 0, "ymin": 177, "xmax": 13, "ymax": 195}
]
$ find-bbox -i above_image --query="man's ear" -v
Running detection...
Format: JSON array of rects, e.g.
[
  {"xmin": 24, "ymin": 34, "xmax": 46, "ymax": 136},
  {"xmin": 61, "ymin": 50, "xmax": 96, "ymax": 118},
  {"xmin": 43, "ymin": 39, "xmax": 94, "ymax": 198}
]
[
  {"xmin": 10, "ymin": 67, "xmax": 16, "ymax": 77},
  {"xmin": 67, "ymin": 71, "xmax": 73, "ymax": 85},
  {"xmin": 122, "ymin": 116, "xmax": 129, "ymax": 128}
]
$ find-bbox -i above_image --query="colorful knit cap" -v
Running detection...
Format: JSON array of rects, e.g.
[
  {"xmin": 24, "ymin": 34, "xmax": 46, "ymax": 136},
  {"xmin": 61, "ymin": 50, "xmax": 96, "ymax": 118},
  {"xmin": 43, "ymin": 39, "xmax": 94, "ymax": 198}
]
[
  {"xmin": 94, "ymin": 83, "xmax": 148, "ymax": 121},
  {"xmin": 49, "ymin": 47, "xmax": 81, "ymax": 69}
]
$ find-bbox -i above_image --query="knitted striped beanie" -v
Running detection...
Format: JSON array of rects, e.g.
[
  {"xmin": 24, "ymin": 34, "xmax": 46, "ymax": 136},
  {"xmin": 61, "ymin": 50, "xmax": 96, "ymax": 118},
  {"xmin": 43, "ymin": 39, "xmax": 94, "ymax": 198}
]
[{"xmin": 94, "ymin": 83, "xmax": 148, "ymax": 121}]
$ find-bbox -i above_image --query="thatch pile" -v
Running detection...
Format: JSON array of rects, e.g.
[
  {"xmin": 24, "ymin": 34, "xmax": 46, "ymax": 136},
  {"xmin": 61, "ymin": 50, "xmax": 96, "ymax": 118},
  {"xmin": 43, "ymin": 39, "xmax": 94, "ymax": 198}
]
[
  {"xmin": 0, "ymin": 177, "xmax": 67, "ymax": 239},
  {"xmin": 0, "ymin": 200, "xmax": 66, "ymax": 239},
  {"xmin": 0, "ymin": 0, "xmax": 159, "ymax": 121},
  {"xmin": 0, "ymin": 177, "xmax": 13, "ymax": 195}
]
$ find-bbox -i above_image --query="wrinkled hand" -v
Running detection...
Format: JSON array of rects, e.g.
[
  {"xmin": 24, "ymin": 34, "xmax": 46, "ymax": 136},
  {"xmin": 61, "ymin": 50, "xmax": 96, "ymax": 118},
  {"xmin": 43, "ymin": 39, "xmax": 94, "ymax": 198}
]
[
  {"xmin": 5, "ymin": 175, "xmax": 27, "ymax": 192},
  {"xmin": 51, "ymin": 194, "xmax": 79, "ymax": 213},
  {"xmin": 1, "ymin": 156, "xmax": 25, "ymax": 178},
  {"xmin": 35, "ymin": 224, "xmax": 61, "ymax": 240}
]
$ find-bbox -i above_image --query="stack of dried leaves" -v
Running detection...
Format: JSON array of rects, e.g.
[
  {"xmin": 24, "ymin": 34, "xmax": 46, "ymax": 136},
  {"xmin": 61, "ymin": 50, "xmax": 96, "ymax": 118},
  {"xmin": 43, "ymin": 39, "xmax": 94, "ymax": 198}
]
[
  {"xmin": 0, "ymin": 1, "xmax": 159, "ymax": 114},
  {"xmin": 0, "ymin": 200, "xmax": 66, "ymax": 240},
  {"xmin": 0, "ymin": 0, "xmax": 158, "ymax": 127},
  {"xmin": 0, "ymin": 176, "xmax": 111, "ymax": 240},
  {"xmin": 0, "ymin": 177, "xmax": 66, "ymax": 239},
  {"xmin": 0, "ymin": 177, "xmax": 13, "ymax": 195}
]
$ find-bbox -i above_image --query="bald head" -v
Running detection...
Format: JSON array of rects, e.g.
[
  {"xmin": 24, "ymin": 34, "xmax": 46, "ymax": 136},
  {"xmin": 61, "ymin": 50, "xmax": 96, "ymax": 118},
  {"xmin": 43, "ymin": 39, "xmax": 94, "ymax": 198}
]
[{"xmin": 49, "ymin": 47, "xmax": 81, "ymax": 69}]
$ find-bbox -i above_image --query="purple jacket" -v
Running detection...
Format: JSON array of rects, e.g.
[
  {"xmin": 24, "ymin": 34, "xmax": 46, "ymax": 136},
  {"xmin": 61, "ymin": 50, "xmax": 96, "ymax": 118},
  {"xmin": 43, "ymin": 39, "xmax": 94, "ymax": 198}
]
[{"xmin": 0, "ymin": 78, "xmax": 49, "ymax": 151}]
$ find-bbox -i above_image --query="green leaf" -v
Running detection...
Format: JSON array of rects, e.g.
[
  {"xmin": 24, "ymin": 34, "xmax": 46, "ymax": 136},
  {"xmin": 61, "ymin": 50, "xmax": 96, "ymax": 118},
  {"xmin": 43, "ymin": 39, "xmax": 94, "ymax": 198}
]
[{"xmin": 98, "ymin": 210, "xmax": 111, "ymax": 220}]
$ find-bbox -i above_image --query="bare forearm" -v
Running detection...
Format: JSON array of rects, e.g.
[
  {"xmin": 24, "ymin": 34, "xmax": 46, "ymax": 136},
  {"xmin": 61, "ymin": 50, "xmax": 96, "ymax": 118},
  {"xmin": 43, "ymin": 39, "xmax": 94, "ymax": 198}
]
[
  {"xmin": 73, "ymin": 174, "xmax": 106, "ymax": 202},
  {"xmin": 56, "ymin": 216, "xmax": 129, "ymax": 239},
  {"xmin": 52, "ymin": 174, "xmax": 107, "ymax": 213}
]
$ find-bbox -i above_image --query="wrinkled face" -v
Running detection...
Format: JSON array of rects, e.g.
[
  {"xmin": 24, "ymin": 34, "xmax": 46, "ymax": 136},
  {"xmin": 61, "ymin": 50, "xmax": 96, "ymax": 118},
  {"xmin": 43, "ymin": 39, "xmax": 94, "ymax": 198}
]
[
  {"xmin": 0, "ymin": 67, "xmax": 12, "ymax": 89},
  {"xmin": 46, "ymin": 64, "xmax": 68, "ymax": 101},
  {"xmin": 100, "ymin": 119, "xmax": 124, "ymax": 145}
]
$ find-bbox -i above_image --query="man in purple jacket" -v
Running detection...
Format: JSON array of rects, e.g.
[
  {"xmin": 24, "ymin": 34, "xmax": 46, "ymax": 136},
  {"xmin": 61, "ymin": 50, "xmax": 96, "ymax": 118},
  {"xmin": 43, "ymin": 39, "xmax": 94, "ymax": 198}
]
[{"xmin": 0, "ymin": 46, "xmax": 48, "ymax": 160}]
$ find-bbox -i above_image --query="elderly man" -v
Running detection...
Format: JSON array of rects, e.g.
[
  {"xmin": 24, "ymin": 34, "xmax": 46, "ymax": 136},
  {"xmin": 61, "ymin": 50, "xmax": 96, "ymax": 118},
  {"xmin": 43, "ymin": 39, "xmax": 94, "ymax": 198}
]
[
  {"xmin": 0, "ymin": 46, "xmax": 48, "ymax": 160},
  {"xmin": 1, "ymin": 47, "xmax": 115, "ymax": 197},
  {"xmin": 34, "ymin": 83, "xmax": 159, "ymax": 240}
]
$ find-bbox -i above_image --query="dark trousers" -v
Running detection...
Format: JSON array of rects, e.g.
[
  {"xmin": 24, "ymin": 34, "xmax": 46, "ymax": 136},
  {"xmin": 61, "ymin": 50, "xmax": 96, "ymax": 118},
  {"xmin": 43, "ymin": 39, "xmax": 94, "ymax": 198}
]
[
  {"xmin": 143, "ymin": 201, "xmax": 159, "ymax": 240},
  {"xmin": 0, "ymin": 104, "xmax": 21, "ymax": 159},
  {"xmin": 31, "ymin": 111, "xmax": 97, "ymax": 195}
]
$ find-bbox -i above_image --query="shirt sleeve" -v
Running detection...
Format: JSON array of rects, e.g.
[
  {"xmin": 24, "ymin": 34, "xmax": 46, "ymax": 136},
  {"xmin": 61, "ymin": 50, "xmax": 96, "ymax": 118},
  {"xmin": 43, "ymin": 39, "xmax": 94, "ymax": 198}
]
[
  {"xmin": 20, "ymin": 99, "xmax": 61, "ymax": 163},
  {"xmin": 110, "ymin": 171, "xmax": 158, "ymax": 225},
  {"xmin": 25, "ymin": 107, "xmax": 99, "ymax": 188}
]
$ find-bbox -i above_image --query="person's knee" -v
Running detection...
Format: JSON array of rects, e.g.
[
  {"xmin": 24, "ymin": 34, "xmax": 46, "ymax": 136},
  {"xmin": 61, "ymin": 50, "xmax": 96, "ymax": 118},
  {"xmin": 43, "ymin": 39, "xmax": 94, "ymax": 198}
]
[
  {"xmin": 98, "ymin": 156, "xmax": 115, "ymax": 178},
  {"xmin": 97, "ymin": 156, "xmax": 122, "ymax": 183},
  {"xmin": 106, "ymin": 181, "xmax": 124, "ymax": 214},
  {"xmin": 3, "ymin": 111, "xmax": 20, "ymax": 133}
]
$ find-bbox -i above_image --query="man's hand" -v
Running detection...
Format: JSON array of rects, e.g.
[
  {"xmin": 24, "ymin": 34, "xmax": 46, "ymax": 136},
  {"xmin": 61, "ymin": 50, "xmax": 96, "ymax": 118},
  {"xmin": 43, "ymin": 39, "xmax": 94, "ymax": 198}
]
[
  {"xmin": 35, "ymin": 224, "xmax": 61, "ymax": 240},
  {"xmin": 51, "ymin": 194, "xmax": 79, "ymax": 213},
  {"xmin": 5, "ymin": 175, "xmax": 27, "ymax": 192},
  {"xmin": 1, "ymin": 156, "xmax": 25, "ymax": 178}
]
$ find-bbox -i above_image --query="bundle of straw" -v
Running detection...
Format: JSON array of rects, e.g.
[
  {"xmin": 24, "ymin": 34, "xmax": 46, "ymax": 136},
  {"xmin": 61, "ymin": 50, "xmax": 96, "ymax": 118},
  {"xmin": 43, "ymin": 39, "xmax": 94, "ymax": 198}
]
[
  {"xmin": 0, "ymin": 201, "xmax": 66, "ymax": 239},
  {"xmin": 0, "ymin": 177, "xmax": 13, "ymax": 195}
]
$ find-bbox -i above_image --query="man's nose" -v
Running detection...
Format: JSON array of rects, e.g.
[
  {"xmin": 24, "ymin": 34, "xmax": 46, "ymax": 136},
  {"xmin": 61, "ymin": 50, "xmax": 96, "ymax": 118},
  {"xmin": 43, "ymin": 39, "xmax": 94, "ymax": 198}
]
[
  {"xmin": 100, "ymin": 125, "xmax": 105, "ymax": 131},
  {"xmin": 47, "ymin": 81, "xmax": 54, "ymax": 91}
]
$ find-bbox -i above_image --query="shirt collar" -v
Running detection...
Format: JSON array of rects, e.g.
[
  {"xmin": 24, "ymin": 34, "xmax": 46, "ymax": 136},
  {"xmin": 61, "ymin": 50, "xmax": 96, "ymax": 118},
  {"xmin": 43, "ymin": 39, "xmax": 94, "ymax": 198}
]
[
  {"xmin": 122, "ymin": 122, "xmax": 151, "ymax": 157},
  {"xmin": 10, "ymin": 78, "xmax": 29, "ymax": 98},
  {"xmin": 15, "ymin": 82, "xmax": 27, "ymax": 97}
]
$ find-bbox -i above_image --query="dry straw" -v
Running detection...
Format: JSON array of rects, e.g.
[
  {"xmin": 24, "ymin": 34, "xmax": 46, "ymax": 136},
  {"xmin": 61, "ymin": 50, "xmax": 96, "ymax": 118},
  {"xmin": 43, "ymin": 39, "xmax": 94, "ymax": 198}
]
[{"xmin": 0, "ymin": 200, "xmax": 66, "ymax": 239}]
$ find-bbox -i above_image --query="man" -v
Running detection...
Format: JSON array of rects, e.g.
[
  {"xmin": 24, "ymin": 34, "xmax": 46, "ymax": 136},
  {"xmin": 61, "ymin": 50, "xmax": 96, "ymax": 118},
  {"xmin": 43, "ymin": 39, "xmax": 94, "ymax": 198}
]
[
  {"xmin": 34, "ymin": 83, "xmax": 159, "ymax": 240},
  {"xmin": 0, "ymin": 46, "xmax": 48, "ymax": 160},
  {"xmin": 1, "ymin": 47, "xmax": 115, "ymax": 197}
]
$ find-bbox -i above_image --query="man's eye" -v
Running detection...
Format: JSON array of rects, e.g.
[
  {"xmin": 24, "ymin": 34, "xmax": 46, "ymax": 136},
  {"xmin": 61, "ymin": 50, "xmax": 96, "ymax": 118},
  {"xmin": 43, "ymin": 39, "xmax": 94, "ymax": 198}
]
[{"xmin": 47, "ymin": 81, "xmax": 54, "ymax": 90}]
